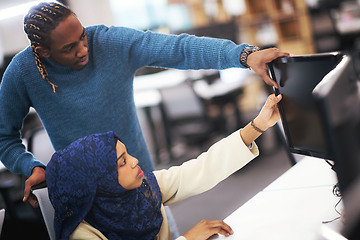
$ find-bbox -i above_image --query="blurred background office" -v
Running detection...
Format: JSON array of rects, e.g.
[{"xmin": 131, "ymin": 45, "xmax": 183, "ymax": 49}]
[{"xmin": 0, "ymin": 0, "xmax": 360, "ymax": 239}]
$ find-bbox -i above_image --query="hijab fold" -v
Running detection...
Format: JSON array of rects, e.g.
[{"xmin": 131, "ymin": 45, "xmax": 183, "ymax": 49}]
[{"xmin": 46, "ymin": 131, "xmax": 163, "ymax": 240}]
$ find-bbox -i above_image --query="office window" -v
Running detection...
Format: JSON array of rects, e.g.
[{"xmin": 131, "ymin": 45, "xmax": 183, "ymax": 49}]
[{"xmin": 109, "ymin": 0, "xmax": 192, "ymax": 31}]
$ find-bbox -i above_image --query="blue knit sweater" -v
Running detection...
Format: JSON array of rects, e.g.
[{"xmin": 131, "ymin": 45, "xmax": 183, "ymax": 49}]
[{"xmin": 0, "ymin": 25, "xmax": 248, "ymax": 177}]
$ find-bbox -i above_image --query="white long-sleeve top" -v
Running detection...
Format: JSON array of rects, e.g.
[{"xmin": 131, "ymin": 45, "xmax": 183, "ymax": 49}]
[{"xmin": 70, "ymin": 130, "xmax": 259, "ymax": 239}]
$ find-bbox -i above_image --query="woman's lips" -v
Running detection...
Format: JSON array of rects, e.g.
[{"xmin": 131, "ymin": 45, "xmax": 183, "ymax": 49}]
[{"xmin": 137, "ymin": 168, "xmax": 144, "ymax": 179}]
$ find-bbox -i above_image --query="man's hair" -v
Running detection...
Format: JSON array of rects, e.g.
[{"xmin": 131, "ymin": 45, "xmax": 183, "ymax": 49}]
[{"xmin": 24, "ymin": 2, "xmax": 72, "ymax": 93}]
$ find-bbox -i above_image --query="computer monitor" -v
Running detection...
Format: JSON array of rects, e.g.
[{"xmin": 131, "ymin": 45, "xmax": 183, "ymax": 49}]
[
  {"xmin": 269, "ymin": 52, "xmax": 360, "ymax": 238},
  {"xmin": 313, "ymin": 55, "xmax": 360, "ymax": 240},
  {"xmin": 312, "ymin": 55, "xmax": 360, "ymax": 193},
  {"xmin": 268, "ymin": 52, "xmax": 344, "ymax": 160},
  {"xmin": 269, "ymin": 53, "xmax": 360, "ymax": 192}
]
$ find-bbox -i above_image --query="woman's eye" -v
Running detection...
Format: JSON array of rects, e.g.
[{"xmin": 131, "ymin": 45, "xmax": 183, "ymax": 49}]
[{"xmin": 120, "ymin": 158, "xmax": 126, "ymax": 167}]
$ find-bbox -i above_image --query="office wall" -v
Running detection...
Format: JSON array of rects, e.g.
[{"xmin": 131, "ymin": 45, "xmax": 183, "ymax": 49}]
[
  {"xmin": 0, "ymin": 0, "xmax": 115, "ymax": 56},
  {"xmin": 0, "ymin": 13, "xmax": 30, "ymax": 55},
  {"xmin": 68, "ymin": 0, "xmax": 115, "ymax": 27}
]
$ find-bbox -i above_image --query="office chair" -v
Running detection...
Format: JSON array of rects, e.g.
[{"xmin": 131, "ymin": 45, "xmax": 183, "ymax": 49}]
[
  {"xmin": 0, "ymin": 208, "xmax": 5, "ymax": 237},
  {"xmin": 0, "ymin": 112, "xmax": 43, "ymax": 223},
  {"xmin": 22, "ymin": 110, "xmax": 54, "ymax": 164},
  {"xmin": 32, "ymin": 186, "xmax": 55, "ymax": 240},
  {"xmin": 159, "ymin": 81, "xmax": 225, "ymax": 160},
  {"xmin": 0, "ymin": 170, "xmax": 21, "ymax": 221},
  {"xmin": 311, "ymin": 0, "xmax": 342, "ymax": 52}
]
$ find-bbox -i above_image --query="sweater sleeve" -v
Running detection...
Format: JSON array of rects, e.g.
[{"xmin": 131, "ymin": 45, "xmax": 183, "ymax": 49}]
[
  {"xmin": 132, "ymin": 31, "xmax": 250, "ymax": 70},
  {"xmin": 154, "ymin": 130, "xmax": 259, "ymax": 205},
  {"xmin": 0, "ymin": 56, "xmax": 46, "ymax": 177},
  {"xmin": 91, "ymin": 25, "xmax": 250, "ymax": 71}
]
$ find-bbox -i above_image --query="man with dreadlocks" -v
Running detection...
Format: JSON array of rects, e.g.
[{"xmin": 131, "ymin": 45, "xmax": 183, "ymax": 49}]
[{"xmin": 0, "ymin": 1, "xmax": 288, "ymax": 217}]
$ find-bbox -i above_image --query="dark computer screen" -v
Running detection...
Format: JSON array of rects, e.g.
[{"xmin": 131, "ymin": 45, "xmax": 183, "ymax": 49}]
[
  {"xmin": 268, "ymin": 52, "xmax": 343, "ymax": 159},
  {"xmin": 269, "ymin": 53, "xmax": 360, "ymax": 239}
]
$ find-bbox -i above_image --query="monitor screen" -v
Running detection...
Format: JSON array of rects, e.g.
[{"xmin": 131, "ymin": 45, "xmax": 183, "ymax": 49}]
[
  {"xmin": 270, "ymin": 53, "xmax": 360, "ymax": 238},
  {"xmin": 268, "ymin": 52, "xmax": 343, "ymax": 159}
]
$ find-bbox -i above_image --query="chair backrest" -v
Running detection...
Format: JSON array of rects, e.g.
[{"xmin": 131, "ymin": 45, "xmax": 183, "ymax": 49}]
[
  {"xmin": 160, "ymin": 81, "xmax": 206, "ymax": 122},
  {"xmin": 22, "ymin": 110, "xmax": 54, "ymax": 165},
  {"xmin": 159, "ymin": 81, "xmax": 214, "ymax": 143},
  {"xmin": 32, "ymin": 187, "xmax": 55, "ymax": 240},
  {"xmin": 159, "ymin": 80, "xmax": 226, "ymax": 149},
  {"xmin": 0, "ymin": 208, "xmax": 5, "ymax": 237}
]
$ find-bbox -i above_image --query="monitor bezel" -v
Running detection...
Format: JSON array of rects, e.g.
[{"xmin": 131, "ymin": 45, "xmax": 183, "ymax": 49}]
[{"xmin": 268, "ymin": 52, "xmax": 344, "ymax": 159}]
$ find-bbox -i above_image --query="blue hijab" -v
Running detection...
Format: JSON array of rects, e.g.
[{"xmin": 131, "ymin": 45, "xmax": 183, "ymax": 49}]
[{"xmin": 46, "ymin": 131, "xmax": 163, "ymax": 240}]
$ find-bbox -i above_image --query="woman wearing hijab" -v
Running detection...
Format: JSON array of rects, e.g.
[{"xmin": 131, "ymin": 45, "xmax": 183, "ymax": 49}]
[{"xmin": 46, "ymin": 94, "xmax": 282, "ymax": 240}]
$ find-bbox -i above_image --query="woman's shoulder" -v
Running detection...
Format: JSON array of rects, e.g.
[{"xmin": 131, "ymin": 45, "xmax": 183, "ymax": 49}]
[{"xmin": 70, "ymin": 220, "xmax": 108, "ymax": 240}]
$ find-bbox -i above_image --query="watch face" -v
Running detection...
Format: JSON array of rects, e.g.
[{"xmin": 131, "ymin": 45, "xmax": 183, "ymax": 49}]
[{"xmin": 249, "ymin": 46, "xmax": 260, "ymax": 52}]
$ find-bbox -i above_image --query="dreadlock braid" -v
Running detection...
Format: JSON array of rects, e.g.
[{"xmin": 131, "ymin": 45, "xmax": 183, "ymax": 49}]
[{"xmin": 24, "ymin": 2, "xmax": 72, "ymax": 93}]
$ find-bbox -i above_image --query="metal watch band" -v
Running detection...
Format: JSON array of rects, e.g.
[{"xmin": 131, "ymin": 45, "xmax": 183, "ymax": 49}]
[{"xmin": 240, "ymin": 46, "xmax": 260, "ymax": 68}]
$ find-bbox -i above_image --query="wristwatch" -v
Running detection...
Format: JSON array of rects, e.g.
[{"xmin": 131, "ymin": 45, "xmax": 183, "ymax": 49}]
[{"xmin": 240, "ymin": 45, "xmax": 260, "ymax": 68}]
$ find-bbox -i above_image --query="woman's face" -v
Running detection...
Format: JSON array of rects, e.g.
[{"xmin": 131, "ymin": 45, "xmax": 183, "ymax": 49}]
[{"xmin": 116, "ymin": 140, "xmax": 144, "ymax": 190}]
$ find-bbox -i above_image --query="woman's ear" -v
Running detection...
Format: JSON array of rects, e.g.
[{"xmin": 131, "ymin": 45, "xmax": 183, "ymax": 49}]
[{"xmin": 35, "ymin": 46, "xmax": 50, "ymax": 58}]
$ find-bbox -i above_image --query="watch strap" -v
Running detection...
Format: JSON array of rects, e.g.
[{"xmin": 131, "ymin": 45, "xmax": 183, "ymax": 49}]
[{"xmin": 240, "ymin": 45, "xmax": 260, "ymax": 68}]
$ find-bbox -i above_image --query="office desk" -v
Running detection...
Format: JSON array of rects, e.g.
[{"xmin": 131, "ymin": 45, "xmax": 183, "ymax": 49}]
[
  {"xmin": 133, "ymin": 69, "xmax": 253, "ymax": 162},
  {"xmin": 212, "ymin": 157, "xmax": 344, "ymax": 240},
  {"xmin": 191, "ymin": 79, "xmax": 246, "ymax": 131},
  {"xmin": 134, "ymin": 70, "xmax": 189, "ymax": 163},
  {"xmin": 134, "ymin": 89, "xmax": 163, "ymax": 164},
  {"xmin": 263, "ymin": 158, "xmax": 337, "ymax": 191},
  {"xmin": 134, "ymin": 69, "xmax": 188, "ymax": 91}
]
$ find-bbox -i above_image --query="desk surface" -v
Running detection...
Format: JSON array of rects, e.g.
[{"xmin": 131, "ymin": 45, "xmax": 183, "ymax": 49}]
[
  {"xmin": 263, "ymin": 157, "xmax": 337, "ymax": 191},
  {"xmin": 134, "ymin": 89, "xmax": 161, "ymax": 108},
  {"xmin": 134, "ymin": 69, "xmax": 188, "ymax": 91},
  {"xmin": 212, "ymin": 157, "xmax": 343, "ymax": 240},
  {"xmin": 192, "ymin": 79, "xmax": 245, "ymax": 100}
]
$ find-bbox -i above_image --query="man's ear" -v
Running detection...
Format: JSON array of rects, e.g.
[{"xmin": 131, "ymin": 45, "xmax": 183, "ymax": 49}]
[{"xmin": 35, "ymin": 46, "xmax": 50, "ymax": 58}]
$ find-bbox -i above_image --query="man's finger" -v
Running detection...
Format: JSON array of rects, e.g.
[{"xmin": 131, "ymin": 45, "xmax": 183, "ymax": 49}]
[
  {"xmin": 23, "ymin": 182, "xmax": 31, "ymax": 202},
  {"xmin": 263, "ymin": 75, "xmax": 278, "ymax": 88},
  {"xmin": 27, "ymin": 194, "xmax": 39, "ymax": 208}
]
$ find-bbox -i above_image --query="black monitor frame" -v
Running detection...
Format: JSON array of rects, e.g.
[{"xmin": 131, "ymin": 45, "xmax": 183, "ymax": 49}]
[
  {"xmin": 269, "ymin": 52, "xmax": 360, "ymax": 238},
  {"xmin": 268, "ymin": 52, "xmax": 343, "ymax": 160}
]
